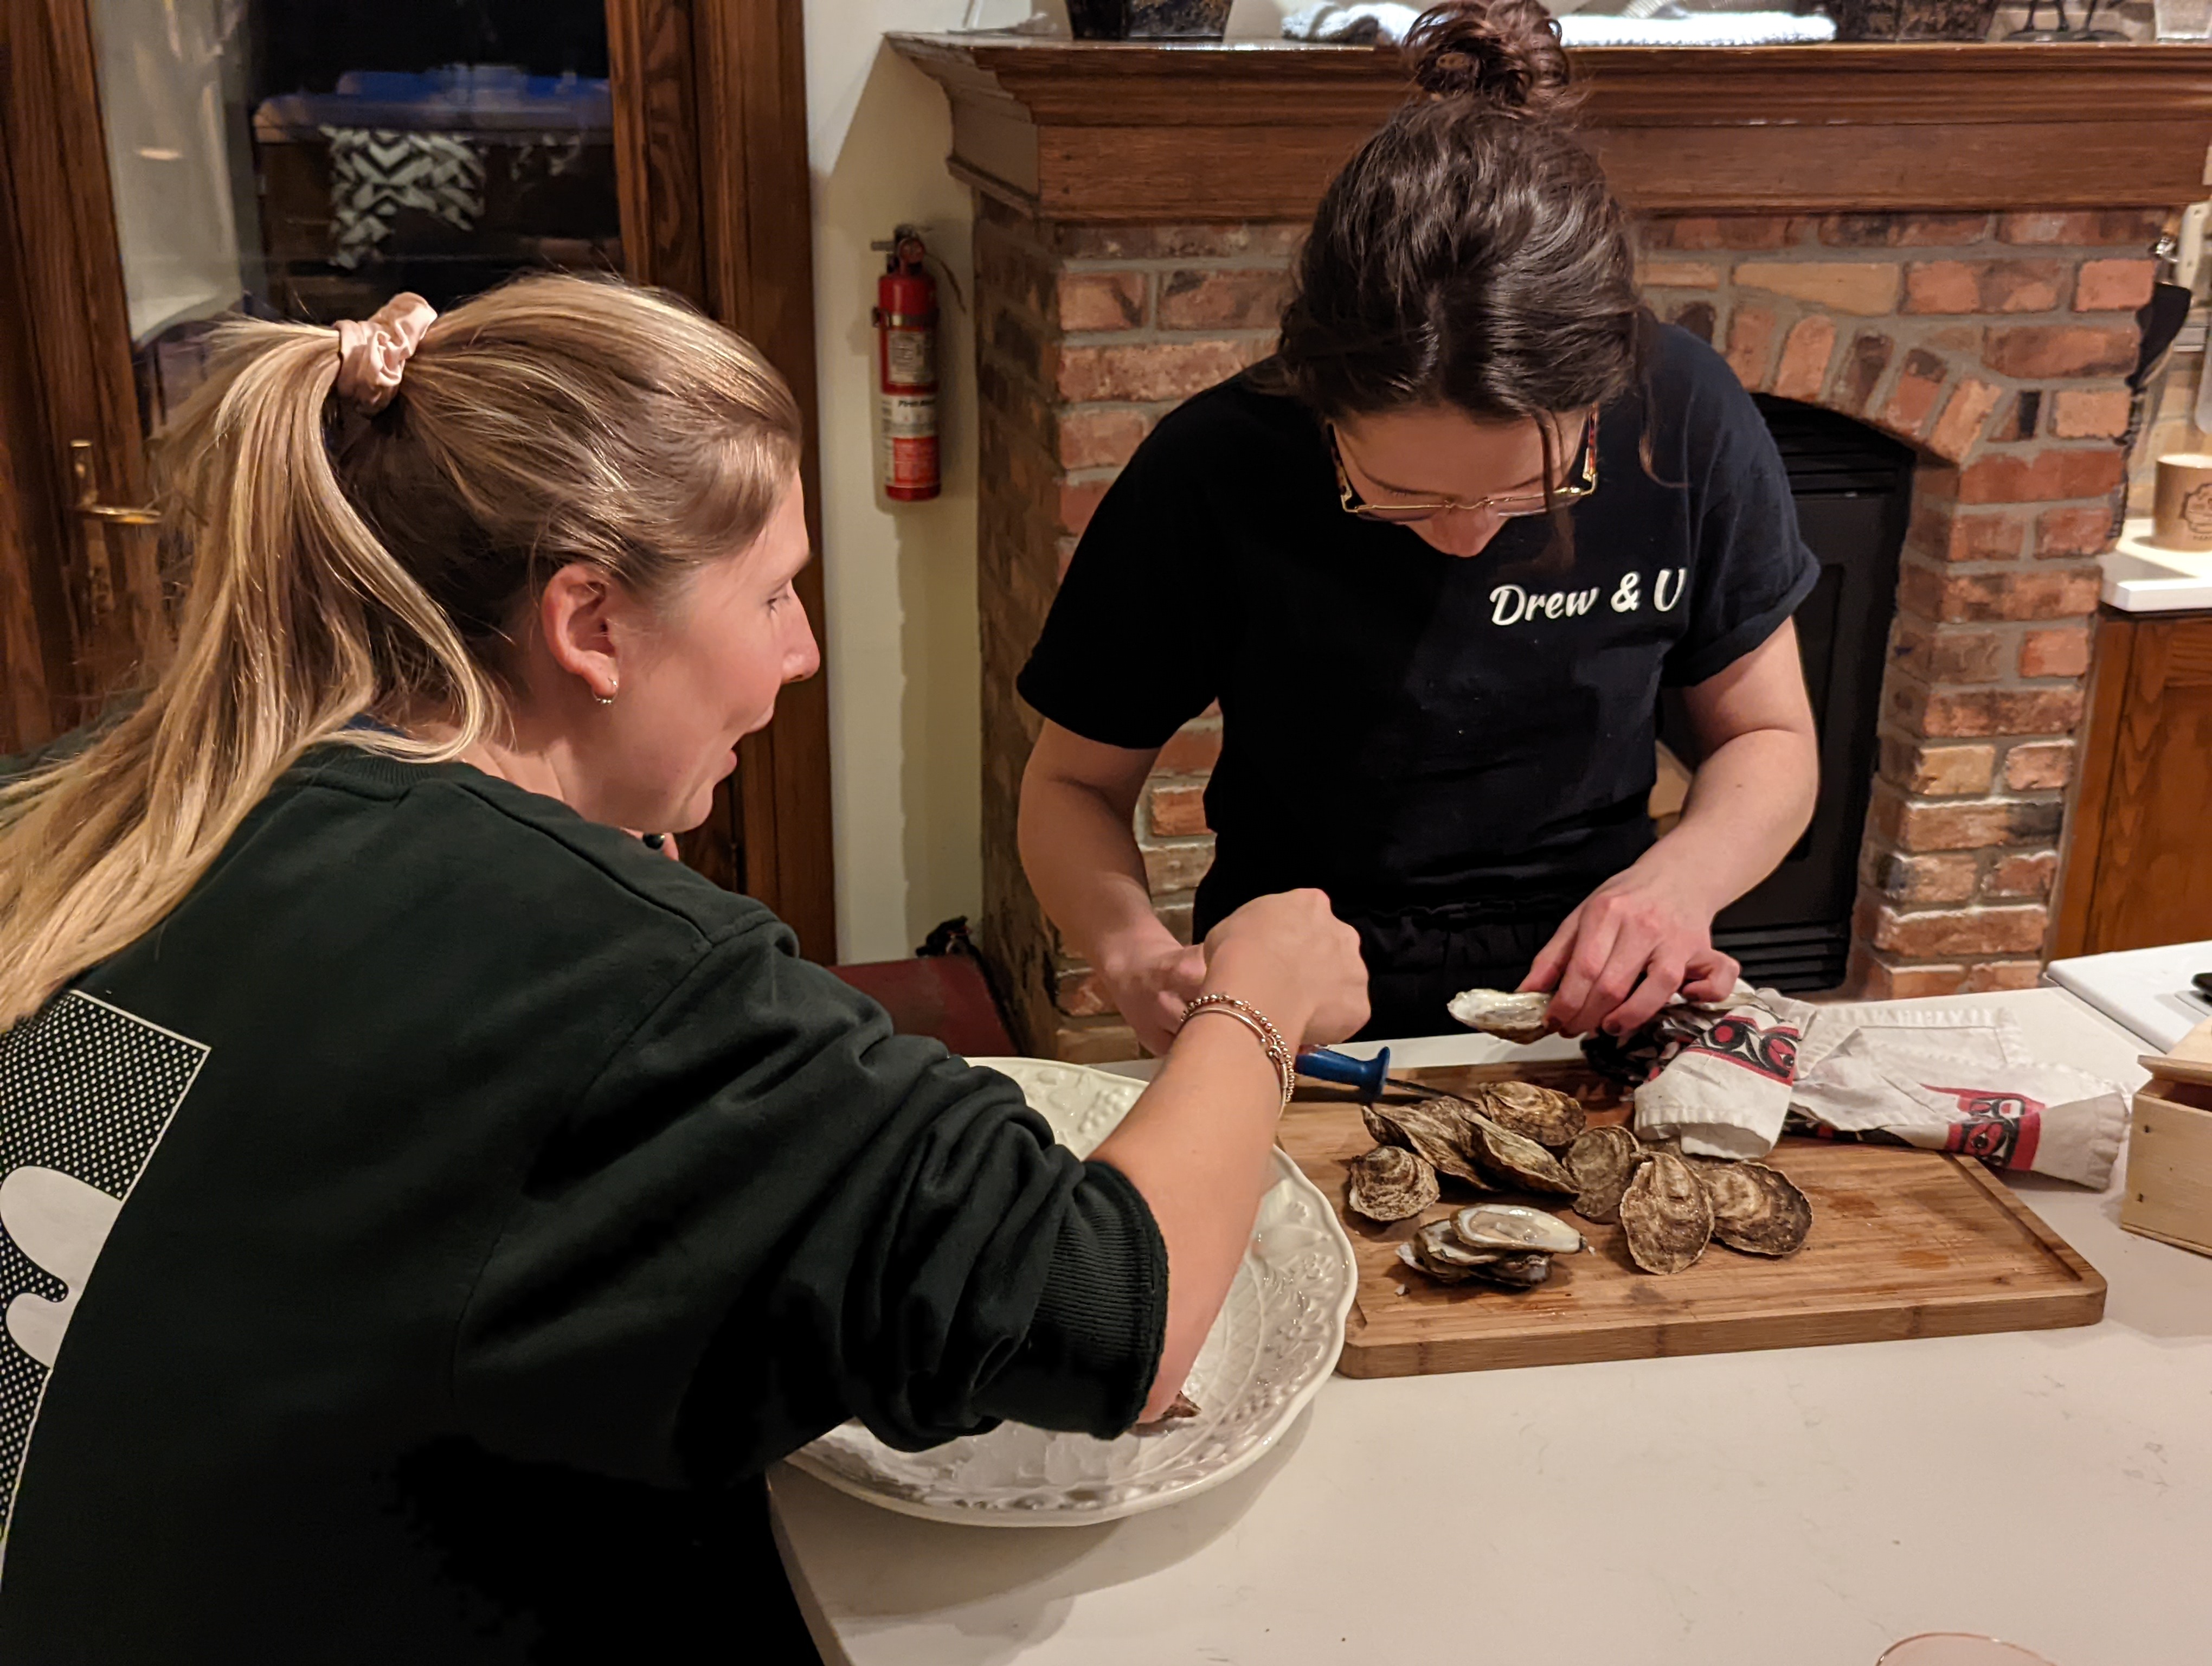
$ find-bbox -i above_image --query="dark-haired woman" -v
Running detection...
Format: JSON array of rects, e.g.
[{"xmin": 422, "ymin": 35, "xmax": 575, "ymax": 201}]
[{"xmin": 1017, "ymin": 0, "xmax": 1822, "ymax": 1050}]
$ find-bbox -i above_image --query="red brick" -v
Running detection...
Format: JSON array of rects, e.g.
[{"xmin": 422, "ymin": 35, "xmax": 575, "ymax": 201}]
[
  {"xmin": 1888, "ymin": 681, "xmax": 2086, "ymax": 741},
  {"xmin": 1057, "ymin": 407, "xmax": 1152, "ymax": 471},
  {"xmin": 1767, "ymin": 315, "xmax": 1837, "ymax": 401},
  {"xmin": 1147, "ymin": 780, "xmax": 1210, "ymax": 837},
  {"xmin": 1957, "ymin": 447, "xmax": 2126, "ymax": 505},
  {"xmin": 1650, "ymin": 215, "xmax": 1795, "ymax": 250},
  {"xmin": 1966, "ymin": 961, "xmax": 2046, "ymax": 993},
  {"xmin": 1054, "ymin": 221, "xmax": 1306, "ymax": 259},
  {"xmin": 1153, "ymin": 720, "xmax": 1222, "ymax": 775},
  {"xmin": 2048, "ymin": 387, "xmax": 2132, "ymax": 440},
  {"xmin": 1904, "ymin": 259, "xmax": 2065, "ymax": 315},
  {"xmin": 1902, "ymin": 564, "xmax": 2101, "ymax": 623},
  {"xmin": 1861, "ymin": 958, "xmax": 1971, "ymax": 999},
  {"xmin": 2074, "ymin": 258, "xmax": 2157, "ymax": 313},
  {"xmin": 2035, "ymin": 504, "xmax": 2116, "ymax": 558},
  {"xmin": 1057, "ymin": 271, "xmax": 1147, "ymax": 332},
  {"xmin": 1057, "ymin": 477, "xmax": 1111, "ymax": 536},
  {"xmin": 1156, "ymin": 268, "xmax": 1290, "ymax": 331},
  {"xmin": 1875, "ymin": 786, "xmax": 2063, "ymax": 851},
  {"xmin": 1670, "ymin": 300, "xmax": 1717, "ymax": 344},
  {"xmin": 1637, "ymin": 259, "xmax": 1724, "ymax": 289},
  {"xmin": 1881, "ymin": 348, "xmax": 1949, "ymax": 438},
  {"xmin": 1834, "ymin": 331, "xmax": 1894, "ymax": 415},
  {"xmin": 1872, "ymin": 904, "xmax": 2048, "ymax": 958},
  {"xmin": 1909, "ymin": 505, "xmax": 2028, "ymax": 563},
  {"xmin": 1882, "ymin": 738, "xmax": 1997, "ymax": 796},
  {"xmin": 2020, "ymin": 625, "xmax": 2091, "ymax": 679},
  {"xmin": 1927, "ymin": 377, "xmax": 2004, "ymax": 464},
  {"xmin": 2005, "ymin": 740, "xmax": 2075, "ymax": 791},
  {"xmin": 1873, "ymin": 851, "xmax": 1980, "ymax": 905},
  {"xmin": 1985, "ymin": 850, "xmax": 2059, "ymax": 899},
  {"xmin": 1893, "ymin": 619, "xmax": 2004, "ymax": 682},
  {"xmin": 1735, "ymin": 261, "xmax": 1900, "ymax": 315},
  {"xmin": 1982, "ymin": 325, "xmax": 2137, "ymax": 378},
  {"xmin": 1725, "ymin": 306, "xmax": 1778, "ymax": 388},
  {"xmin": 1997, "ymin": 210, "xmax": 2164, "ymax": 246},
  {"xmin": 1141, "ymin": 838, "xmax": 1215, "ymax": 895},
  {"xmin": 1822, "ymin": 213, "xmax": 1989, "ymax": 247},
  {"xmin": 1057, "ymin": 338, "xmax": 1270, "ymax": 403}
]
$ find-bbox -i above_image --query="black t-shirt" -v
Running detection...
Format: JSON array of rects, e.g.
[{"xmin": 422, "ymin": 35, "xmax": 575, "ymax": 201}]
[
  {"xmin": 0, "ymin": 747, "xmax": 1165, "ymax": 1662},
  {"xmin": 1019, "ymin": 323, "xmax": 1819, "ymax": 937}
]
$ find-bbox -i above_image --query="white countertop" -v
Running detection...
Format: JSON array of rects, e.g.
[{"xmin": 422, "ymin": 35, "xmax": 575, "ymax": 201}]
[
  {"xmin": 772, "ymin": 990, "xmax": 2212, "ymax": 1666},
  {"xmin": 2102, "ymin": 518, "xmax": 2212, "ymax": 614}
]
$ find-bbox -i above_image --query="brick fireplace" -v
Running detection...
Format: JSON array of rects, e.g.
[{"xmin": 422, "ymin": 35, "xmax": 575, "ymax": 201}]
[{"xmin": 895, "ymin": 37, "xmax": 2212, "ymax": 1060}]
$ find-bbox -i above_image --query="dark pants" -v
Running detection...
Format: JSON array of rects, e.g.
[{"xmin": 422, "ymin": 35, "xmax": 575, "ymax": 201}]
[{"xmin": 1346, "ymin": 901, "xmax": 1574, "ymax": 1044}]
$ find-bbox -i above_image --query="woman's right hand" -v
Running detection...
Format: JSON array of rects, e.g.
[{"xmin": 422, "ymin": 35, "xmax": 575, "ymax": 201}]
[
  {"xmin": 1098, "ymin": 940, "xmax": 1211, "ymax": 1058},
  {"xmin": 1198, "ymin": 888, "xmax": 1369, "ymax": 1048}
]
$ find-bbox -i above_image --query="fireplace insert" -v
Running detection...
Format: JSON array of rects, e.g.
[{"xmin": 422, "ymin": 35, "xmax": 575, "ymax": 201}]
[{"xmin": 1657, "ymin": 395, "xmax": 1917, "ymax": 992}]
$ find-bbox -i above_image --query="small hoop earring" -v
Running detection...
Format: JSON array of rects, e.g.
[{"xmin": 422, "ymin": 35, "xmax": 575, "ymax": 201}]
[{"xmin": 596, "ymin": 681, "xmax": 617, "ymax": 707}]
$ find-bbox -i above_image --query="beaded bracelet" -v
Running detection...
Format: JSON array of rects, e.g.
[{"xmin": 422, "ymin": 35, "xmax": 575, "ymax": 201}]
[{"xmin": 1179, "ymin": 992, "xmax": 1296, "ymax": 1108}]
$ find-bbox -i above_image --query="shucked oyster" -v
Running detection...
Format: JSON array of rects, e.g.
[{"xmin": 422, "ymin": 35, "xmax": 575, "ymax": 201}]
[
  {"xmin": 1564, "ymin": 1125, "xmax": 1642, "ymax": 1225},
  {"xmin": 1461, "ymin": 1107, "xmax": 1579, "ymax": 1195},
  {"xmin": 1451, "ymin": 1202, "xmax": 1584, "ymax": 1256},
  {"xmin": 1619, "ymin": 1151, "xmax": 1714, "ymax": 1274},
  {"xmin": 1447, "ymin": 987, "xmax": 1555, "ymax": 1046},
  {"xmin": 1397, "ymin": 1223, "xmax": 1553, "ymax": 1290},
  {"xmin": 1694, "ymin": 1158, "xmax": 1813, "ymax": 1258},
  {"xmin": 1473, "ymin": 1080, "xmax": 1586, "ymax": 1151},
  {"xmin": 1346, "ymin": 1144, "xmax": 1441, "ymax": 1223},
  {"xmin": 1364, "ymin": 1098, "xmax": 1491, "ymax": 1189}
]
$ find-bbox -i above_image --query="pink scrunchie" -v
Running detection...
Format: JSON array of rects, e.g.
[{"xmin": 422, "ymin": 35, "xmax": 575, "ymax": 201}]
[{"xmin": 333, "ymin": 293, "xmax": 436, "ymax": 413}]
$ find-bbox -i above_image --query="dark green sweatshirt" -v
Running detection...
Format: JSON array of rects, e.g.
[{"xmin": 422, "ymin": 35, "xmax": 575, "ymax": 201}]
[{"xmin": 0, "ymin": 747, "xmax": 1166, "ymax": 1662}]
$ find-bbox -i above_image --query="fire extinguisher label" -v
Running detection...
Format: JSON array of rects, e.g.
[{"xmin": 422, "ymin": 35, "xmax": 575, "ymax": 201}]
[
  {"xmin": 878, "ymin": 392, "xmax": 938, "ymax": 494},
  {"xmin": 884, "ymin": 327, "xmax": 935, "ymax": 389}
]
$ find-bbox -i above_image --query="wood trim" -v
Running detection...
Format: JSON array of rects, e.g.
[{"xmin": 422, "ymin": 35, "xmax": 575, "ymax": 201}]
[
  {"xmin": 891, "ymin": 37, "xmax": 2212, "ymax": 219},
  {"xmin": 0, "ymin": 0, "xmax": 172, "ymax": 727},
  {"xmin": 691, "ymin": 0, "xmax": 837, "ymax": 959},
  {"xmin": 2052, "ymin": 610, "xmax": 2140, "ymax": 961},
  {"xmin": 607, "ymin": 0, "xmax": 708, "ymax": 301}
]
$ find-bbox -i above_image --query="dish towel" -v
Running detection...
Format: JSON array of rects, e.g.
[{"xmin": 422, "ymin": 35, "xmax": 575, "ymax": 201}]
[{"xmin": 1605, "ymin": 985, "xmax": 1815, "ymax": 1159}]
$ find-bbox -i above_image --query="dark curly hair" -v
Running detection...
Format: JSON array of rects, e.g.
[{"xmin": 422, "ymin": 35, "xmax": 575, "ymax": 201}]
[{"xmin": 1269, "ymin": 0, "xmax": 1647, "ymax": 484}]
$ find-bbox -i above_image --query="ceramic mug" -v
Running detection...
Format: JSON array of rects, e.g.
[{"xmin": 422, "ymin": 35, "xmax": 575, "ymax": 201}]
[
  {"xmin": 1876, "ymin": 1633, "xmax": 2060, "ymax": 1666},
  {"xmin": 2152, "ymin": 453, "xmax": 2212, "ymax": 550}
]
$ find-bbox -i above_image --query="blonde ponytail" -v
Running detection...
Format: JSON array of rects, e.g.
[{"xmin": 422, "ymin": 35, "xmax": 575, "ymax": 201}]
[{"xmin": 0, "ymin": 273, "xmax": 800, "ymax": 1030}]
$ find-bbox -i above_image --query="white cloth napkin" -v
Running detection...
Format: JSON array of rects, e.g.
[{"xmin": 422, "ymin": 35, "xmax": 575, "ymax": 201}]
[{"xmin": 1630, "ymin": 985, "xmax": 1816, "ymax": 1158}]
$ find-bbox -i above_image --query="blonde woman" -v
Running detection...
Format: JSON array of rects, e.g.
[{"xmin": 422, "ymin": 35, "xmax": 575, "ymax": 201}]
[{"xmin": 0, "ymin": 277, "xmax": 1366, "ymax": 1662}]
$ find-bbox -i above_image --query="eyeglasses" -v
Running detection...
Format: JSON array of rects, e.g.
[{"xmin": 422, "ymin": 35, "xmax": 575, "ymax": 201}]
[{"xmin": 1331, "ymin": 411, "xmax": 1600, "ymax": 525}]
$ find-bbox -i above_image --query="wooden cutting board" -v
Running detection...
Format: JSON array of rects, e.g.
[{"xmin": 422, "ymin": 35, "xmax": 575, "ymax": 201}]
[{"xmin": 1281, "ymin": 1060, "xmax": 2106, "ymax": 1379}]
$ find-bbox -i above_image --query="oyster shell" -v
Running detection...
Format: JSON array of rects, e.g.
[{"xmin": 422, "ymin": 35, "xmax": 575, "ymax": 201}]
[
  {"xmin": 1461, "ymin": 1107, "xmax": 1579, "ymax": 1195},
  {"xmin": 1470, "ymin": 1251, "xmax": 1553, "ymax": 1289},
  {"xmin": 1364, "ymin": 1097, "xmax": 1491, "ymax": 1189},
  {"xmin": 1398, "ymin": 1225, "xmax": 1552, "ymax": 1290},
  {"xmin": 1474, "ymin": 1080, "xmax": 1587, "ymax": 1150},
  {"xmin": 1619, "ymin": 1150, "xmax": 1714, "ymax": 1274},
  {"xmin": 1446, "ymin": 987, "xmax": 1555, "ymax": 1045},
  {"xmin": 1695, "ymin": 1158, "xmax": 1813, "ymax": 1258},
  {"xmin": 1564, "ymin": 1125, "xmax": 1642, "ymax": 1224},
  {"xmin": 1133, "ymin": 1390, "xmax": 1200, "ymax": 1434},
  {"xmin": 1345, "ymin": 1144, "xmax": 1440, "ymax": 1223},
  {"xmin": 1451, "ymin": 1202, "xmax": 1584, "ymax": 1256}
]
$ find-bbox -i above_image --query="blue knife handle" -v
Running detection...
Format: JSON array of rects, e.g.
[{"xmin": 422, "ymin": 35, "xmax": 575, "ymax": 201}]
[{"xmin": 1295, "ymin": 1046, "xmax": 1391, "ymax": 1098}]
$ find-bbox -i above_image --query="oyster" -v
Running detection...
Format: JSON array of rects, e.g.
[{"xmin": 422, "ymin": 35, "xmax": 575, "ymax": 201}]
[
  {"xmin": 1398, "ymin": 1224, "xmax": 1552, "ymax": 1290},
  {"xmin": 1133, "ymin": 1391, "xmax": 1200, "ymax": 1434},
  {"xmin": 1474, "ymin": 1080, "xmax": 1586, "ymax": 1150},
  {"xmin": 1446, "ymin": 987, "xmax": 1555, "ymax": 1045},
  {"xmin": 1471, "ymin": 1251, "xmax": 1553, "ymax": 1289},
  {"xmin": 1696, "ymin": 1158, "xmax": 1814, "ymax": 1258},
  {"xmin": 1364, "ymin": 1097, "xmax": 1490, "ymax": 1189},
  {"xmin": 1619, "ymin": 1151, "xmax": 1714, "ymax": 1274},
  {"xmin": 1345, "ymin": 1144, "xmax": 1441, "ymax": 1223},
  {"xmin": 1451, "ymin": 1202, "xmax": 1584, "ymax": 1256},
  {"xmin": 1564, "ymin": 1125, "xmax": 1641, "ymax": 1224},
  {"xmin": 1461, "ymin": 1107, "xmax": 1579, "ymax": 1195}
]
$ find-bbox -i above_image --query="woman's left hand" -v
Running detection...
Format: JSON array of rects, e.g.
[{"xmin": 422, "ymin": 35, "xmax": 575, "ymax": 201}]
[{"xmin": 1520, "ymin": 855, "xmax": 1738, "ymax": 1039}]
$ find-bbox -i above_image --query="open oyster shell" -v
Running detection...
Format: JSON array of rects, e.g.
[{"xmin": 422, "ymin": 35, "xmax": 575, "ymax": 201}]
[
  {"xmin": 1446, "ymin": 987, "xmax": 1555, "ymax": 1045},
  {"xmin": 1619, "ymin": 1150, "xmax": 1714, "ymax": 1274},
  {"xmin": 1473, "ymin": 1080, "xmax": 1586, "ymax": 1150},
  {"xmin": 1564, "ymin": 1125, "xmax": 1642, "ymax": 1224},
  {"xmin": 1397, "ymin": 1224, "xmax": 1553, "ymax": 1290},
  {"xmin": 1695, "ymin": 1158, "xmax": 1813, "ymax": 1258},
  {"xmin": 1345, "ymin": 1144, "xmax": 1441, "ymax": 1223},
  {"xmin": 1451, "ymin": 1202, "xmax": 1583, "ymax": 1256}
]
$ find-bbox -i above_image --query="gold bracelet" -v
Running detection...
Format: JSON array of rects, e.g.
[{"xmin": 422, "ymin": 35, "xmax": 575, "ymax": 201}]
[{"xmin": 1179, "ymin": 992, "xmax": 1296, "ymax": 1108}]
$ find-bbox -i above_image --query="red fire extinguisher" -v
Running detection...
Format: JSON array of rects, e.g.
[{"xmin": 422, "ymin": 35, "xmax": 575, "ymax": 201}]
[{"xmin": 873, "ymin": 227, "xmax": 940, "ymax": 502}]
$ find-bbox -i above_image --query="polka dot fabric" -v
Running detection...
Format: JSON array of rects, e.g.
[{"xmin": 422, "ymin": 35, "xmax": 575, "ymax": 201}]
[{"xmin": 0, "ymin": 994, "xmax": 205, "ymax": 1553}]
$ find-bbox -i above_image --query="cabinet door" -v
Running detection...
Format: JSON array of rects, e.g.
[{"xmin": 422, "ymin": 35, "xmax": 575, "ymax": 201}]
[{"xmin": 2060, "ymin": 611, "xmax": 2212, "ymax": 956}]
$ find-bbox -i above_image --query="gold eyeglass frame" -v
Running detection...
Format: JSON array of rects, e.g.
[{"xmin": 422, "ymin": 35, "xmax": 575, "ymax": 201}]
[{"xmin": 1331, "ymin": 410, "xmax": 1600, "ymax": 524}]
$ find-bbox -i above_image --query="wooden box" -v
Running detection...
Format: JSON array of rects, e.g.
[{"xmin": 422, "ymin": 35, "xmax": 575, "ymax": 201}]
[{"xmin": 2122, "ymin": 1021, "xmax": 2212, "ymax": 1259}]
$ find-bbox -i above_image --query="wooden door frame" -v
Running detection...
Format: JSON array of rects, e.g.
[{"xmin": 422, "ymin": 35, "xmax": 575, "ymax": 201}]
[{"xmin": 609, "ymin": 0, "xmax": 838, "ymax": 960}]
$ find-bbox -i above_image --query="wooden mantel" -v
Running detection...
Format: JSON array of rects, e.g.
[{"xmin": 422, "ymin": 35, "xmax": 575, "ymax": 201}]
[{"xmin": 888, "ymin": 37, "xmax": 2212, "ymax": 220}]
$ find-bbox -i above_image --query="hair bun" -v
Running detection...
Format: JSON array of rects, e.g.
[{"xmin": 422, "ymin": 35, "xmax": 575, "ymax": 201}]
[{"xmin": 1404, "ymin": 0, "xmax": 1574, "ymax": 119}]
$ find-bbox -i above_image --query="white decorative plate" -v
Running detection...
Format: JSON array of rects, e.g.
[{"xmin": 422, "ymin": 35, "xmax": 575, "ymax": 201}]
[{"xmin": 785, "ymin": 1056, "xmax": 1357, "ymax": 1527}]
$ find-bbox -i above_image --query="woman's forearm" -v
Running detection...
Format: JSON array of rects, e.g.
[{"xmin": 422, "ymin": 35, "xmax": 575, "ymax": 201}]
[
  {"xmin": 1643, "ymin": 726, "xmax": 1819, "ymax": 912},
  {"xmin": 1019, "ymin": 768, "xmax": 1184, "ymax": 972}
]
